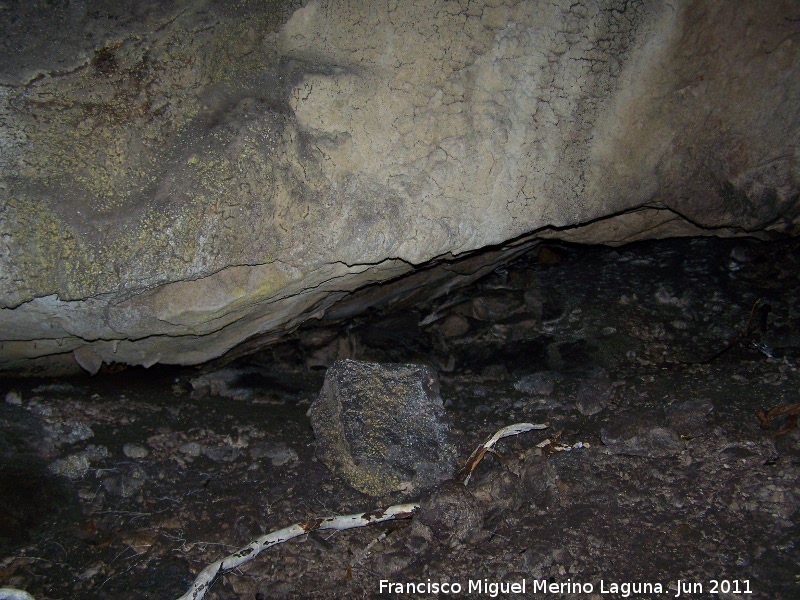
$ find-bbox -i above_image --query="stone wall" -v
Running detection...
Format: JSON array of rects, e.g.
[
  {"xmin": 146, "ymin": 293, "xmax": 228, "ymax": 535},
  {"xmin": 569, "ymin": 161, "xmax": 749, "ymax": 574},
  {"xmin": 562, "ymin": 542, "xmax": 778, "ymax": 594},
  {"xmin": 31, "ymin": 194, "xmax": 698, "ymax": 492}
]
[{"xmin": 1, "ymin": 0, "xmax": 798, "ymax": 373}]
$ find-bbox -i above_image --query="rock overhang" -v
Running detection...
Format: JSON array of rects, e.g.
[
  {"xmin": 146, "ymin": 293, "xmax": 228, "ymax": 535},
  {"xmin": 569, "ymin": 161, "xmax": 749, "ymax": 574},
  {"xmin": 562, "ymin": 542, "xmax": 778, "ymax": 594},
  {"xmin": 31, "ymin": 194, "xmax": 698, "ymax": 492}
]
[{"xmin": 0, "ymin": 0, "xmax": 798, "ymax": 375}]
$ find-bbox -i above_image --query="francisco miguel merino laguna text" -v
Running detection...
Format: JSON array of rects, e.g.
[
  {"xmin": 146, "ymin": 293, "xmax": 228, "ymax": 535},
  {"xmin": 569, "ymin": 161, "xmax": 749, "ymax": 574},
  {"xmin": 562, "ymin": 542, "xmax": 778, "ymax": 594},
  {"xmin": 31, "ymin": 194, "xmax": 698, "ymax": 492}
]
[
  {"xmin": 379, "ymin": 578, "xmax": 747, "ymax": 597},
  {"xmin": 378, "ymin": 579, "xmax": 661, "ymax": 597}
]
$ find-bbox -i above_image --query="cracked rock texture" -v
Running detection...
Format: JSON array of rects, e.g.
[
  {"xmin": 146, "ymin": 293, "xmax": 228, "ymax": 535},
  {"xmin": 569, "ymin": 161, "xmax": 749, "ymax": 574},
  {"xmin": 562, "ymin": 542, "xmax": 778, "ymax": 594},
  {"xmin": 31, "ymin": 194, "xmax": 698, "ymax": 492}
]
[
  {"xmin": 309, "ymin": 359, "xmax": 457, "ymax": 497},
  {"xmin": 1, "ymin": 0, "xmax": 799, "ymax": 373}
]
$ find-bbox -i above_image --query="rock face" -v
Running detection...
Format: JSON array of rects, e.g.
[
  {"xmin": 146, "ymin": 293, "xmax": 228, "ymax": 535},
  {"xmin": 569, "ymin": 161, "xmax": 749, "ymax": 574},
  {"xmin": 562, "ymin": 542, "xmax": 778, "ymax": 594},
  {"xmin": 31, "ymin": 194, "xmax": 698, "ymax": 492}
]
[
  {"xmin": 309, "ymin": 359, "xmax": 457, "ymax": 497},
  {"xmin": 0, "ymin": 0, "xmax": 798, "ymax": 373}
]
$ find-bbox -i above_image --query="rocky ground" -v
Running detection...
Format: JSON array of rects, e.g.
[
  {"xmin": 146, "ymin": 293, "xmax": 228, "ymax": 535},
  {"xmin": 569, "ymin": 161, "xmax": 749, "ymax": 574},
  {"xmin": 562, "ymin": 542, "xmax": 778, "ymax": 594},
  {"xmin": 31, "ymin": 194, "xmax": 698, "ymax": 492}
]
[{"xmin": 1, "ymin": 236, "xmax": 799, "ymax": 599}]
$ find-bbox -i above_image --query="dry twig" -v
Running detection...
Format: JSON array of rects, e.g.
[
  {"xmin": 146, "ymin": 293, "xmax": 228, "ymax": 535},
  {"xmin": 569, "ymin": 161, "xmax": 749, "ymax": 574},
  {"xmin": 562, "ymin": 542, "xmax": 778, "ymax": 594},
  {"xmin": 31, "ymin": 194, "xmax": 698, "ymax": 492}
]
[
  {"xmin": 455, "ymin": 422, "xmax": 548, "ymax": 485},
  {"xmin": 176, "ymin": 503, "xmax": 419, "ymax": 600},
  {"xmin": 756, "ymin": 403, "xmax": 800, "ymax": 437},
  {"xmin": 177, "ymin": 421, "xmax": 549, "ymax": 599}
]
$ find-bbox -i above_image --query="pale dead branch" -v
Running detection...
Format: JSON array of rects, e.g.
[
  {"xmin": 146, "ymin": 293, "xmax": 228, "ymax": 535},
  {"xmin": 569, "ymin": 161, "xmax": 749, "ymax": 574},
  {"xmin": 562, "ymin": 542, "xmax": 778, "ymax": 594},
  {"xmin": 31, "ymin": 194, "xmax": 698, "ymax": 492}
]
[
  {"xmin": 455, "ymin": 422, "xmax": 548, "ymax": 485},
  {"xmin": 178, "ymin": 421, "xmax": 549, "ymax": 599},
  {"xmin": 176, "ymin": 503, "xmax": 419, "ymax": 600}
]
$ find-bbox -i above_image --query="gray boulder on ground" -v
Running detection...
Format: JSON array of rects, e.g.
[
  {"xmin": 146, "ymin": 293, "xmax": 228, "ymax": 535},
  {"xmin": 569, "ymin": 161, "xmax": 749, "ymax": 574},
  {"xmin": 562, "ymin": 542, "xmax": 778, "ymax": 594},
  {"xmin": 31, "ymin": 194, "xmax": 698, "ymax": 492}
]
[{"xmin": 309, "ymin": 359, "xmax": 457, "ymax": 497}]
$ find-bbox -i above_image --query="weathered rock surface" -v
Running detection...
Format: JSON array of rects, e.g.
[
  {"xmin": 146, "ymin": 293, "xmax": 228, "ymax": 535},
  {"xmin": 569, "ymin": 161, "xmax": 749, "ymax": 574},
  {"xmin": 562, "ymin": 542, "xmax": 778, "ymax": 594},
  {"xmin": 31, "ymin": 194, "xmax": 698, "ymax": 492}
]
[
  {"xmin": 309, "ymin": 359, "xmax": 457, "ymax": 497},
  {"xmin": 1, "ymin": 0, "xmax": 799, "ymax": 373}
]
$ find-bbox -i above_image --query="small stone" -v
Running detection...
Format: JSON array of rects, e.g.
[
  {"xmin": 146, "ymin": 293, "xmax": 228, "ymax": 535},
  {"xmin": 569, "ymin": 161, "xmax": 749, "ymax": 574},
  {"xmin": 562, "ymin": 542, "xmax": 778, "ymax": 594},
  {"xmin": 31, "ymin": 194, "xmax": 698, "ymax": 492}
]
[
  {"xmin": 4, "ymin": 390, "xmax": 22, "ymax": 405},
  {"xmin": 267, "ymin": 447, "xmax": 297, "ymax": 467},
  {"xmin": 203, "ymin": 445, "xmax": 240, "ymax": 462},
  {"xmin": 179, "ymin": 442, "xmax": 204, "ymax": 457},
  {"xmin": 575, "ymin": 369, "xmax": 612, "ymax": 416},
  {"xmin": 190, "ymin": 368, "xmax": 255, "ymax": 400},
  {"xmin": 44, "ymin": 420, "xmax": 94, "ymax": 446},
  {"xmin": 601, "ymin": 416, "xmax": 683, "ymax": 458},
  {"xmin": 665, "ymin": 398, "xmax": 714, "ymax": 437},
  {"xmin": 122, "ymin": 443, "xmax": 150, "ymax": 459},
  {"xmin": 515, "ymin": 454, "xmax": 558, "ymax": 508},
  {"xmin": 417, "ymin": 480, "xmax": 484, "ymax": 546},
  {"xmin": 49, "ymin": 453, "xmax": 92, "ymax": 479},
  {"xmin": 85, "ymin": 445, "xmax": 111, "ymax": 461},
  {"xmin": 103, "ymin": 468, "xmax": 147, "ymax": 498},
  {"xmin": 523, "ymin": 287, "xmax": 544, "ymax": 319},
  {"xmin": 437, "ymin": 314, "xmax": 470, "ymax": 338},
  {"xmin": 48, "ymin": 446, "xmax": 109, "ymax": 479},
  {"xmin": 730, "ymin": 245, "xmax": 753, "ymax": 263},
  {"xmin": 514, "ymin": 372, "xmax": 555, "ymax": 395},
  {"xmin": 250, "ymin": 442, "xmax": 298, "ymax": 466}
]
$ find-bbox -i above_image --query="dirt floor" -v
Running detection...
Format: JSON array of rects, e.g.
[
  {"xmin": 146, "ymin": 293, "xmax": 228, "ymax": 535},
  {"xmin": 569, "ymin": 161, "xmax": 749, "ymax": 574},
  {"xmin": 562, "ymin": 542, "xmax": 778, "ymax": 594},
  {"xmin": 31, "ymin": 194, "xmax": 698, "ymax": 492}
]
[{"xmin": 1, "ymin": 236, "xmax": 799, "ymax": 599}]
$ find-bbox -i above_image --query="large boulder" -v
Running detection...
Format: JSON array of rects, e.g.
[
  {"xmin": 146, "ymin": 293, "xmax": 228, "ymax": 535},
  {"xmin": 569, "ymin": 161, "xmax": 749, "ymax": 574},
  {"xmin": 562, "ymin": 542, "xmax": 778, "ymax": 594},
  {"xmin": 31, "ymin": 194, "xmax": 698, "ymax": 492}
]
[
  {"xmin": 1, "ymin": 0, "xmax": 798, "ymax": 373},
  {"xmin": 309, "ymin": 359, "xmax": 457, "ymax": 497}
]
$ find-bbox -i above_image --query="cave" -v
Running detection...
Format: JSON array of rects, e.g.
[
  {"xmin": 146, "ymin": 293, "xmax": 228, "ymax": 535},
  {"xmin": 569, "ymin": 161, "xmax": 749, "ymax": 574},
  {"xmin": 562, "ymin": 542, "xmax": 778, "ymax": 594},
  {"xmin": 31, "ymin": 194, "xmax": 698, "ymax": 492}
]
[{"xmin": 1, "ymin": 1, "xmax": 799, "ymax": 599}]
